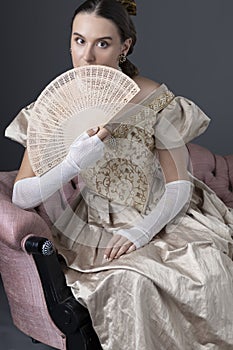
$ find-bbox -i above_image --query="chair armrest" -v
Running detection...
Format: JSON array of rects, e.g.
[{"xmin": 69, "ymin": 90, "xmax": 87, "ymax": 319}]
[
  {"xmin": 0, "ymin": 171, "xmax": 53, "ymax": 250},
  {"xmin": 24, "ymin": 236, "xmax": 102, "ymax": 349},
  {"xmin": 24, "ymin": 236, "xmax": 55, "ymax": 256},
  {"xmin": 0, "ymin": 199, "xmax": 52, "ymax": 250},
  {"xmin": 0, "ymin": 170, "xmax": 80, "ymax": 251}
]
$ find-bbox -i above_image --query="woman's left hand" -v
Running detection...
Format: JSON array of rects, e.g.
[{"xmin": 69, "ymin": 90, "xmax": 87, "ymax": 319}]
[{"xmin": 104, "ymin": 234, "xmax": 136, "ymax": 261}]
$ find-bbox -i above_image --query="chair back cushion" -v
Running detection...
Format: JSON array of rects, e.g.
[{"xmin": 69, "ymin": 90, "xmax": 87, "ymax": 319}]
[{"xmin": 187, "ymin": 143, "xmax": 233, "ymax": 208}]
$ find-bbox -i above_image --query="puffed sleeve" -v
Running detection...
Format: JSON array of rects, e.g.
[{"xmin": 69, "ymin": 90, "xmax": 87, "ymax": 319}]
[
  {"xmin": 153, "ymin": 94, "xmax": 210, "ymax": 149},
  {"xmin": 4, "ymin": 102, "xmax": 35, "ymax": 147}
]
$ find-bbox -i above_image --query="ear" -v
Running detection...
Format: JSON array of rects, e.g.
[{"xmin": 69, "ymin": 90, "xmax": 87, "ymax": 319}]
[{"xmin": 121, "ymin": 38, "xmax": 133, "ymax": 55}]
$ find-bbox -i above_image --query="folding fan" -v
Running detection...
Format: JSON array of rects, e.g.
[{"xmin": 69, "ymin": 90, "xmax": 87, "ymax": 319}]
[{"xmin": 27, "ymin": 65, "xmax": 140, "ymax": 176}]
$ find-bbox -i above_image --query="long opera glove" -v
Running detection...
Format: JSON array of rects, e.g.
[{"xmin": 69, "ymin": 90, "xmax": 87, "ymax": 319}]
[
  {"xmin": 115, "ymin": 180, "xmax": 192, "ymax": 248},
  {"xmin": 12, "ymin": 133, "xmax": 104, "ymax": 209}
]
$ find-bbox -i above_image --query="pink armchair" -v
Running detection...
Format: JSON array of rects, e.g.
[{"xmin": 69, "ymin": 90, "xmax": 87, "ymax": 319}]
[
  {"xmin": 0, "ymin": 171, "xmax": 101, "ymax": 350},
  {"xmin": 0, "ymin": 143, "xmax": 233, "ymax": 350}
]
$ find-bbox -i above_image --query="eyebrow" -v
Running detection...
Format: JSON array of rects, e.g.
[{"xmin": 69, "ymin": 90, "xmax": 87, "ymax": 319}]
[{"xmin": 73, "ymin": 32, "xmax": 113, "ymax": 41}]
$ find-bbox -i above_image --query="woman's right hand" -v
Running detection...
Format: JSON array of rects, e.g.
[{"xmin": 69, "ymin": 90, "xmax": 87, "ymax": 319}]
[{"xmin": 65, "ymin": 127, "xmax": 110, "ymax": 171}]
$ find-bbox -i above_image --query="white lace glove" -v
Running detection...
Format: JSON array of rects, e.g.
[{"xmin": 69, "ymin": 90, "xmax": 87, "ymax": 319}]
[
  {"xmin": 115, "ymin": 180, "xmax": 192, "ymax": 249},
  {"xmin": 12, "ymin": 132, "xmax": 104, "ymax": 209}
]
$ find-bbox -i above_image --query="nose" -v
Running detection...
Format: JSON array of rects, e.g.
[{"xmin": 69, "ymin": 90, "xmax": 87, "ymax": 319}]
[{"xmin": 83, "ymin": 44, "xmax": 95, "ymax": 63}]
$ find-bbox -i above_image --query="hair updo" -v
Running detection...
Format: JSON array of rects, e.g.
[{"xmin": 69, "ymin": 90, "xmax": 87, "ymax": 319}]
[{"xmin": 71, "ymin": 0, "xmax": 139, "ymax": 78}]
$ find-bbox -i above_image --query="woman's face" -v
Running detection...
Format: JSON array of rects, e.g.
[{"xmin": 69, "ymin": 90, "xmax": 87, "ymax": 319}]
[{"xmin": 70, "ymin": 13, "xmax": 132, "ymax": 69}]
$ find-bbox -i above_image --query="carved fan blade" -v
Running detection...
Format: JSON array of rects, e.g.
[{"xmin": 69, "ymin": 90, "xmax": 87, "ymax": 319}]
[{"xmin": 27, "ymin": 65, "xmax": 140, "ymax": 176}]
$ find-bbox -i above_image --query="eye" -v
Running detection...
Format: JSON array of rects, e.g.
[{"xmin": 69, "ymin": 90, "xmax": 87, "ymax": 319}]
[
  {"xmin": 97, "ymin": 41, "xmax": 109, "ymax": 48},
  {"xmin": 75, "ymin": 37, "xmax": 85, "ymax": 45}
]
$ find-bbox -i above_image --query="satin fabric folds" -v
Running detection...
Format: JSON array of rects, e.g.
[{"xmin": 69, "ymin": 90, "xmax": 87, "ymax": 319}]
[{"xmin": 5, "ymin": 84, "xmax": 233, "ymax": 349}]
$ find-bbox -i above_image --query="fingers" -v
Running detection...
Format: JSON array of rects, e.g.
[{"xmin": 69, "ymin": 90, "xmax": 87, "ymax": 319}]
[
  {"xmin": 87, "ymin": 126, "xmax": 100, "ymax": 137},
  {"xmin": 84, "ymin": 127, "xmax": 110, "ymax": 141},
  {"xmin": 97, "ymin": 127, "xmax": 110, "ymax": 141},
  {"xmin": 114, "ymin": 241, "xmax": 136, "ymax": 259},
  {"xmin": 125, "ymin": 244, "xmax": 136, "ymax": 254},
  {"xmin": 104, "ymin": 234, "xmax": 136, "ymax": 261},
  {"xmin": 104, "ymin": 235, "xmax": 121, "ymax": 260}
]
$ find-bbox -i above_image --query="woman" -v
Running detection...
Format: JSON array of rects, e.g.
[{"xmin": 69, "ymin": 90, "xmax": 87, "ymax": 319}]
[{"xmin": 5, "ymin": 0, "xmax": 233, "ymax": 349}]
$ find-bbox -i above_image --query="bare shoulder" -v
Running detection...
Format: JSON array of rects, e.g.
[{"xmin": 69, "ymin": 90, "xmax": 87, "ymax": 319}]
[
  {"xmin": 134, "ymin": 75, "xmax": 160, "ymax": 90},
  {"xmin": 132, "ymin": 75, "xmax": 161, "ymax": 102}
]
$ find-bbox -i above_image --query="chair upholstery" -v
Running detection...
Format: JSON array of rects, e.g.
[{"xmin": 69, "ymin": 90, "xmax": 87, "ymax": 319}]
[
  {"xmin": 187, "ymin": 143, "xmax": 233, "ymax": 208},
  {"xmin": 0, "ymin": 143, "xmax": 233, "ymax": 349},
  {"xmin": 0, "ymin": 171, "xmax": 67, "ymax": 349}
]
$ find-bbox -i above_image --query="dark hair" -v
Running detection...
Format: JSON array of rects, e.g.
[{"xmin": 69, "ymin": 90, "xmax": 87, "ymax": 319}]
[{"xmin": 71, "ymin": 0, "xmax": 139, "ymax": 78}]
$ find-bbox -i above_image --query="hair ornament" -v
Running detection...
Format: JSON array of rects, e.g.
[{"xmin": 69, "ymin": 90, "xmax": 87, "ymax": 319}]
[{"xmin": 116, "ymin": 0, "xmax": 137, "ymax": 16}]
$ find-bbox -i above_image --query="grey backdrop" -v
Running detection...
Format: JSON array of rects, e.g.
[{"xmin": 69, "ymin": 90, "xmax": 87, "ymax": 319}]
[{"xmin": 1, "ymin": 0, "xmax": 233, "ymax": 171}]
